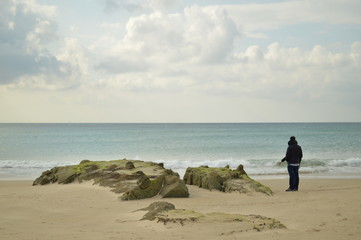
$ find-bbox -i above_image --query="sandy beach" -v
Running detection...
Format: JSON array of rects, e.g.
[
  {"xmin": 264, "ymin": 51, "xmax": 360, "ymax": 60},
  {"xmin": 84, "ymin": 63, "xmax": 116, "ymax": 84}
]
[{"xmin": 1, "ymin": 178, "xmax": 360, "ymax": 240}]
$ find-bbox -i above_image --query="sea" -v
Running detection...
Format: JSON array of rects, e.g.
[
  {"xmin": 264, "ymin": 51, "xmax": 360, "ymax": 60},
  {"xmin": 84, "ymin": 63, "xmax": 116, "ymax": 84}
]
[{"xmin": 1, "ymin": 123, "xmax": 361, "ymax": 180}]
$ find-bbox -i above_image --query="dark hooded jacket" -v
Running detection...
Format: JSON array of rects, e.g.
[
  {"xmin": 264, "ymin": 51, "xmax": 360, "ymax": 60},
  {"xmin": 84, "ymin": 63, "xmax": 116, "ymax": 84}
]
[{"xmin": 282, "ymin": 139, "xmax": 303, "ymax": 164}]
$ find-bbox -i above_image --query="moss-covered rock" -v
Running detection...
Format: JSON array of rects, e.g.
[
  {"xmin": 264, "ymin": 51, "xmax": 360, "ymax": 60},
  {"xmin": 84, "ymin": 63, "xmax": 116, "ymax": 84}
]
[
  {"xmin": 33, "ymin": 159, "xmax": 190, "ymax": 201},
  {"xmin": 202, "ymin": 171, "xmax": 224, "ymax": 191},
  {"xmin": 137, "ymin": 202, "xmax": 286, "ymax": 231},
  {"xmin": 137, "ymin": 201, "xmax": 176, "ymax": 220},
  {"xmin": 32, "ymin": 166, "xmax": 79, "ymax": 185},
  {"xmin": 32, "ymin": 169, "xmax": 59, "ymax": 185},
  {"xmin": 56, "ymin": 166, "xmax": 80, "ymax": 184},
  {"xmin": 119, "ymin": 169, "xmax": 190, "ymax": 200},
  {"xmin": 160, "ymin": 175, "xmax": 190, "ymax": 198},
  {"xmin": 120, "ymin": 175, "xmax": 165, "ymax": 201},
  {"xmin": 137, "ymin": 175, "xmax": 151, "ymax": 189},
  {"xmin": 183, "ymin": 165, "xmax": 272, "ymax": 196},
  {"xmin": 125, "ymin": 161, "xmax": 135, "ymax": 170}
]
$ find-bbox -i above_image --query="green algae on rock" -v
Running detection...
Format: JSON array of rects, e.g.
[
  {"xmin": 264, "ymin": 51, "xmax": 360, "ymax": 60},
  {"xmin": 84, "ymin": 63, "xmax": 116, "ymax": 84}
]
[
  {"xmin": 136, "ymin": 201, "xmax": 176, "ymax": 220},
  {"xmin": 183, "ymin": 165, "xmax": 273, "ymax": 196},
  {"xmin": 33, "ymin": 159, "xmax": 189, "ymax": 200},
  {"xmin": 138, "ymin": 202, "xmax": 286, "ymax": 231}
]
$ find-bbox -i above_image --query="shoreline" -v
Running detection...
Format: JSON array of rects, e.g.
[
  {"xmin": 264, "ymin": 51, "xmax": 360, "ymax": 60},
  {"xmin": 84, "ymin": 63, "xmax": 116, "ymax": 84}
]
[
  {"xmin": 252, "ymin": 173, "xmax": 361, "ymax": 180},
  {"xmin": 2, "ymin": 171, "xmax": 361, "ymax": 181},
  {"xmin": 1, "ymin": 178, "xmax": 361, "ymax": 239}
]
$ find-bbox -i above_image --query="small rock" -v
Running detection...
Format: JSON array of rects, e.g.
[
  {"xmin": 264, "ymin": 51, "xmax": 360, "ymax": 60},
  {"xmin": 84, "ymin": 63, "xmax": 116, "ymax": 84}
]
[
  {"xmin": 137, "ymin": 202, "xmax": 176, "ymax": 220},
  {"xmin": 137, "ymin": 175, "xmax": 151, "ymax": 189},
  {"xmin": 125, "ymin": 161, "xmax": 135, "ymax": 170}
]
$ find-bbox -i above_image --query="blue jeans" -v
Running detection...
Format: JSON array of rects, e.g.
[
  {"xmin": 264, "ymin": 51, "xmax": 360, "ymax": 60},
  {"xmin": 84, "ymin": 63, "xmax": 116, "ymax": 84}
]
[{"xmin": 287, "ymin": 165, "xmax": 300, "ymax": 190}]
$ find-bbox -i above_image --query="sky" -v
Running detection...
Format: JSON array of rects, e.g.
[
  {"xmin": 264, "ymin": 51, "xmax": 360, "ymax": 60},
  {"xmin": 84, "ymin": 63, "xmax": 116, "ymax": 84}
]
[{"xmin": 0, "ymin": 0, "xmax": 360, "ymax": 123}]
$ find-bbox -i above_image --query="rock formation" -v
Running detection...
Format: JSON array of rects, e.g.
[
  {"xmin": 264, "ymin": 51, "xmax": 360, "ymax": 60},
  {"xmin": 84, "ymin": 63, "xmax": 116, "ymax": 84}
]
[
  {"xmin": 136, "ymin": 201, "xmax": 176, "ymax": 220},
  {"xmin": 33, "ymin": 159, "xmax": 189, "ymax": 200},
  {"xmin": 137, "ymin": 202, "xmax": 286, "ymax": 231},
  {"xmin": 183, "ymin": 165, "xmax": 273, "ymax": 196}
]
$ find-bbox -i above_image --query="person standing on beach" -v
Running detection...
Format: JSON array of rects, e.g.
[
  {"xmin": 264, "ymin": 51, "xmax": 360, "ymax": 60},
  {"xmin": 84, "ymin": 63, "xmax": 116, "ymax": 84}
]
[{"xmin": 280, "ymin": 136, "xmax": 303, "ymax": 192}]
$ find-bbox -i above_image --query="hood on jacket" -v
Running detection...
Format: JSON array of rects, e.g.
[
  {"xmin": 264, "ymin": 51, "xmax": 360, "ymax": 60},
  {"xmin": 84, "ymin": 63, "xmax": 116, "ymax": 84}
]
[{"xmin": 288, "ymin": 136, "xmax": 297, "ymax": 145}]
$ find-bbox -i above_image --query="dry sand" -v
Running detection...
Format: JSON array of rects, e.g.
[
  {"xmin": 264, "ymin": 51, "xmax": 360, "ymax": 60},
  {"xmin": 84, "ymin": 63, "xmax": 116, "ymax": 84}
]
[{"xmin": 1, "ymin": 178, "xmax": 360, "ymax": 240}]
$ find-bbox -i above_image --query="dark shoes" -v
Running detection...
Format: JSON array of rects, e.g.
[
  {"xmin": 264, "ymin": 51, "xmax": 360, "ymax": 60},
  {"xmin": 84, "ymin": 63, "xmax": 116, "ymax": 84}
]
[{"xmin": 285, "ymin": 188, "xmax": 298, "ymax": 192}]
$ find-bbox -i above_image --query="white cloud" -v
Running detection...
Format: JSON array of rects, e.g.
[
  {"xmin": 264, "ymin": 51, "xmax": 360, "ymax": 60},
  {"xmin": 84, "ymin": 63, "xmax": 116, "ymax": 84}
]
[
  {"xmin": 3, "ymin": 0, "xmax": 360, "ymax": 97},
  {"xmin": 183, "ymin": 5, "xmax": 239, "ymax": 63},
  {"xmin": 145, "ymin": 0, "xmax": 180, "ymax": 12},
  {"xmin": 122, "ymin": 11, "xmax": 185, "ymax": 59},
  {"xmin": 7, "ymin": 21, "xmax": 15, "ymax": 30},
  {"xmin": 217, "ymin": 0, "xmax": 361, "ymax": 35},
  {"xmin": 92, "ymin": 39, "xmax": 361, "ymax": 107},
  {"xmin": 350, "ymin": 41, "xmax": 361, "ymax": 63},
  {"xmin": 95, "ymin": 4, "xmax": 239, "ymax": 78},
  {"xmin": 16, "ymin": 0, "xmax": 57, "ymax": 17},
  {"xmin": 57, "ymin": 38, "xmax": 89, "ymax": 78},
  {"xmin": 0, "ymin": 0, "xmax": 89, "ymax": 90},
  {"xmin": 89, "ymin": 1, "xmax": 361, "ymax": 112},
  {"xmin": 238, "ymin": 42, "xmax": 361, "ymax": 103},
  {"xmin": 1, "ymin": 0, "xmax": 360, "ymax": 122},
  {"xmin": 101, "ymin": 0, "xmax": 140, "ymax": 12},
  {"xmin": 0, "ymin": 0, "xmax": 57, "ymax": 84},
  {"xmin": 25, "ymin": 19, "xmax": 58, "ymax": 53},
  {"xmin": 101, "ymin": 0, "xmax": 180, "ymax": 12}
]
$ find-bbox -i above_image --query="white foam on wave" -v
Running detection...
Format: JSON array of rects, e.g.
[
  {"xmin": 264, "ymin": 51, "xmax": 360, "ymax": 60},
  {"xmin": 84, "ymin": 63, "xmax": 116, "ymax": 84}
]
[
  {"xmin": 154, "ymin": 158, "xmax": 282, "ymax": 178},
  {"xmin": 0, "ymin": 159, "xmax": 81, "ymax": 180},
  {"xmin": 156, "ymin": 157, "xmax": 361, "ymax": 178},
  {"xmin": 0, "ymin": 159, "xmax": 80, "ymax": 169},
  {"xmin": 328, "ymin": 158, "xmax": 361, "ymax": 167},
  {"xmin": 1, "ymin": 157, "xmax": 361, "ymax": 180}
]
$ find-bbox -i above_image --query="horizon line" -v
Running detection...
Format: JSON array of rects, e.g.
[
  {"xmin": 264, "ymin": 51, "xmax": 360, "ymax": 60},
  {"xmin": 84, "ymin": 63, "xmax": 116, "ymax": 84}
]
[{"xmin": 1, "ymin": 121, "xmax": 360, "ymax": 124}]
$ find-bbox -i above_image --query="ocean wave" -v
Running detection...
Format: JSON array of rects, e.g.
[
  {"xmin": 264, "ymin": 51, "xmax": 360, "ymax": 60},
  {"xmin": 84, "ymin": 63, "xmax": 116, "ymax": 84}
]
[
  {"xmin": 328, "ymin": 158, "xmax": 361, "ymax": 167},
  {"xmin": 0, "ymin": 159, "xmax": 84, "ymax": 180},
  {"xmin": 158, "ymin": 157, "xmax": 361, "ymax": 177},
  {"xmin": 1, "ymin": 157, "xmax": 361, "ymax": 180},
  {"xmin": 160, "ymin": 157, "xmax": 361, "ymax": 168},
  {"xmin": 0, "ymin": 159, "xmax": 80, "ymax": 170}
]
